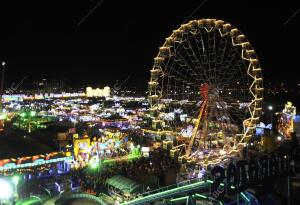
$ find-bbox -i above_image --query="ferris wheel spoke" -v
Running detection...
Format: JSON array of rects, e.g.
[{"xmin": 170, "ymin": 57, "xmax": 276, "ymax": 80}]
[
  {"xmin": 173, "ymin": 41, "xmax": 207, "ymax": 83},
  {"xmin": 164, "ymin": 59, "xmax": 192, "ymax": 84},
  {"xmin": 173, "ymin": 56, "xmax": 207, "ymax": 85},
  {"xmin": 187, "ymin": 34, "xmax": 210, "ymax": 83},
  {"xmin": 219, "ymin": 59, "xmax": 249, "ymax": 88},
  {"xmin": 208, "ymin": 104, "xmax": 235, "ymax": 139},
  {"xmin": 165, "ymin": 84, "xmax": 199, "ymax": 101},
  {"xmin": 164, "ymin": 66, "xmax": 200, "ymax": 91},
  {"xmin": 181, "ymin": 34, "xmax": 208, "ymax": 80},
  {"xmin": 207, "ymin": 29, "xmax": 218, "ymax": 84},
  {"xmin": 168, "ymin": 57, "xmax": 202, "ymax": 85},
  {"xmin": 216, "ymin": 94, "xmax": 244, "ymax": 125},
  {"xmin": 194, "ymin": 33, "xmax": 212, "ymax": 83},
  {"xmin": 217, "ymin": 97, "xmax": 249, "ymax": 126},
  {"xmin": 218, "ymin": 52, "xmax": 246, "ymax": 86},
  {"xmin": 215, "ymin": 30, "xmax": 230, "ymax": 85}
]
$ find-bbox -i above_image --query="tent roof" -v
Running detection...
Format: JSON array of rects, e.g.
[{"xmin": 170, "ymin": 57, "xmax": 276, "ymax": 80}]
[{"xmin": 105, "ymin": 175, "xmax": 141, "ymax": 193}]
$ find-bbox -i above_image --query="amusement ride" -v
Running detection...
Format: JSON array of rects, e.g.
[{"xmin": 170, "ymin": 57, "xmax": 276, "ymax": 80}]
[{"xmin": 147, "ymin": 18, "xmax": 264, "ymax": 166}]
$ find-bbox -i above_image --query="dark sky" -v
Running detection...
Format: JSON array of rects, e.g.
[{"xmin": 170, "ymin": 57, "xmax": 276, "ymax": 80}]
[{"xmin": 1, "ymin": 0, "xmax": 299, "ymax": 90}]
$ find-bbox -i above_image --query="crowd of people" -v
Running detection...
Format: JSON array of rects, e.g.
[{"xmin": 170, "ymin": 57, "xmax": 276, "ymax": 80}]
[
  {"xmin": 68, "ymin": 147, "xmax": 181, "ymax": 196},
  {"xmin": 9, "ymin": 144, "xmax": 191, "ymax": 204}
]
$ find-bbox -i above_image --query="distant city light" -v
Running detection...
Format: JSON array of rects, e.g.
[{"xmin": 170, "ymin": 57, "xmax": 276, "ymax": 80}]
[
  {"xmin": 277, "ymin": 136, "xmax": 282, "ymax": 141},
  {"xmin": 1, "ymin": 61, "xmax": 5, "ymax": 66},
  {"xmin": 268, "ymin": 105, "xmax": 273, "ymax": 111}
]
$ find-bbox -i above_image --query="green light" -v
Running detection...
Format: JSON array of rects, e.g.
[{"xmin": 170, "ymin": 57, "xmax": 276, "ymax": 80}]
[
  {"xmin": 0, "ymin": 113, "xmax": 7, "ymax": 120},
  {"xmin": 12, "ymin": 175, "xmax": 20, "ymax": 185},
  {"xmin": 30, "ymin": 111, "xmax": 36, "ymax": 117},
  {"xmin": 170, "ymin": 196, "xmax": 188, "ymax": 202},
  {"xmin": 90, "ymin": 163, "xmax": 99, "ymax": 169},
  {"xmin": 89, "ymin": 156, "xmax": 100, "ymax": 169},
  {"xmin": 240, "ymin": 192, "xmax": 250, "ymax": 202},
  {"xmin": 121, "ymin": 181, "xmax": 208, "ymax": 205},
  {"xmin": 195, "ymin": 193, "xmax": 208, "ymax": 199},
  {"xmin": 101, "ymin": 153, "xmax": 141, "ymax": 165},
  {"xmin": 16, "ymin": 196, "xmax": 43, "ymax": 205},
  {"xmin": 20, "ymin": 112, "xmax": 26, "ymax": 118},
  {"xmin": 207, "ymin": 179, "xmax": 214, "ymax": 184},
  {"xmin": 230, "ymin": 185, "xmax": 236, "ymax": 189}
]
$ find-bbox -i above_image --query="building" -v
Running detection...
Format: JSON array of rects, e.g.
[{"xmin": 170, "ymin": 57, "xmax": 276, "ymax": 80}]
[
  {"xmin": 86, "ymin": 86, "xmax": 110, "ymax": 97},
  {"xmin": 277, "ymin": 101, "xmax": 300, "ymax": 140}
]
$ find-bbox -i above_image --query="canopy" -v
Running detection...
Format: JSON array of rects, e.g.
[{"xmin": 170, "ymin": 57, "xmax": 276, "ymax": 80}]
[{"xmin": 105, "ymin": 175, "xmax": 141, "ymax": 194}]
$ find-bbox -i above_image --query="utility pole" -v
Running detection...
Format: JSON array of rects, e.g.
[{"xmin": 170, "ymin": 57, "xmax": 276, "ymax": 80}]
[
  {"xmin": 0, "ymin": 61, "xmax": 5, "ymax": 131},
  {"xmin": 287, "ymin": 155, "xmax": 291, "ymax": 205},
  {"xmin": 0, "ymin": 62, "xmax": 5, "ymax": 111},
  {"xmin": 268, "ymin": 105, "xmax": 273, "ymax": 135}
]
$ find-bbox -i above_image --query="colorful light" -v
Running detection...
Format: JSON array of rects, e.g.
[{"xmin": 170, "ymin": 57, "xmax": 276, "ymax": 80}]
[
  {"xmin": 89, "ymin": 156, "xmax": 100, "ymax": 169},
  {"xmin": 0, "ymin": 179, "xmax": 13, "ymax": 199},
  {"xmin": 30, "ymin": 111, "xmax": 36, "ymax": 117},
  {"xmin": 12, "ymin": 176, "xmax": 20, "ymax": 185},
  {"xmin": 0, "ymin": 113, "xmax": 7, "ymax": 120}
]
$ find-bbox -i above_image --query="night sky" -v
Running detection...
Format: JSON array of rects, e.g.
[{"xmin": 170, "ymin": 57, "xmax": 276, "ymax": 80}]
[{"xmin": 1, "ymin": 1, "xmax": 299, "ymax": 90}]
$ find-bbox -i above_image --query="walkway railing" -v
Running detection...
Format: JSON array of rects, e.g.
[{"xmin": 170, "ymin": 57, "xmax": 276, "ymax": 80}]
[
  {"xmin": 55, "ymin": 193, "xmax": 108, "ymax": 205},
  {"xmin": 140, "ymin": 176, "xmax": 209, "ymax": 197},
  {"xmin": 121, "ymin": 178, "xmax": 211, "ymax": 205}
]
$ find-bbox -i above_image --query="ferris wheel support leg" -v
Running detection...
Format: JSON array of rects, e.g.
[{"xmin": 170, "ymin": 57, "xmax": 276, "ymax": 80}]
[{"xmin": 186, "ymin": 99, "xmax": 207, "ymax": 157}]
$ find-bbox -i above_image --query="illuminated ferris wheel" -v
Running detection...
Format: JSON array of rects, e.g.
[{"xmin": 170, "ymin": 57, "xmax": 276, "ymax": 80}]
[{"xmin": 148, "ymin": 19, "xmax": 263, "ymax": 165}]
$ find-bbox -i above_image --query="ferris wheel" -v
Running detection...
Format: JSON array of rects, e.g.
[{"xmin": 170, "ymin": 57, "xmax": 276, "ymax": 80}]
[{"xmin": 148, "ymin": 19, "xmax": 263, "ymax": 165}]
